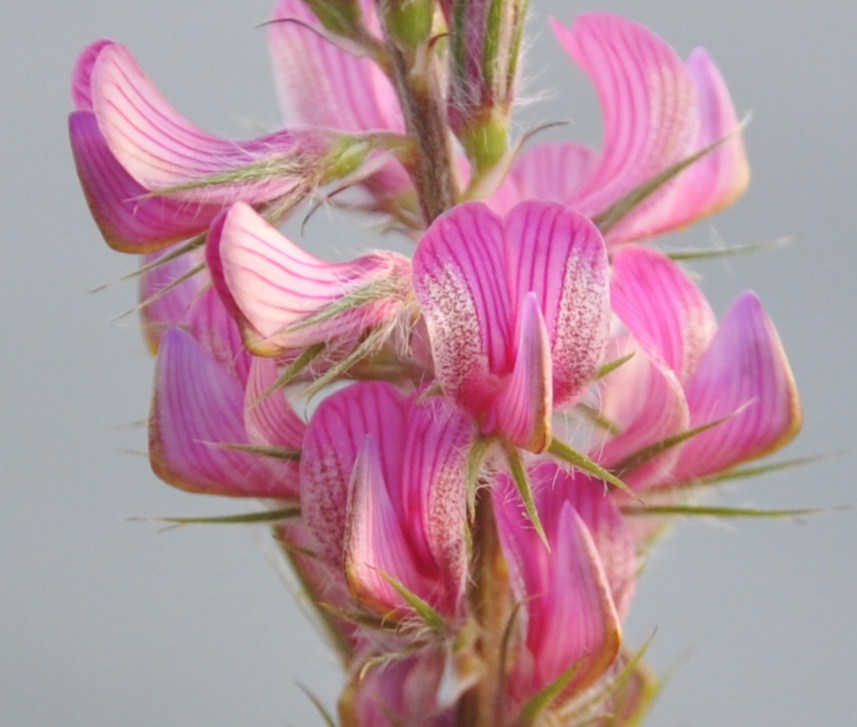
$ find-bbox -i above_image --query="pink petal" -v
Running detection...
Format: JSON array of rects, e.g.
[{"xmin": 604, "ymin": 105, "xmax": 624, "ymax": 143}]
[
  {"xmin": 71, "ymin": 40, "xmax": 113, "ymax": 111},
  {"xmin": 89, "ymin": 42, "xmax": 314, "ymax": 203},
  {"xmin": 268, "ymin": 0, "xmax": 404, "ymax": 133},
  {"xmin": 207, "ymin": 202, "xmax": 411, "ymax": 354},
  {"xmin": 138, "ymin": 245, "xmax": 209, "ymax": 352},
  {"xmin": 670, "ymin": 292, "xmax": 802, "ymax": 482},
  {"xmin": 614, "ymin": 49, "xmax": 750, "ymax": 240},
  {"xmin": 69, "ymin": 112, "xmax": 223, "ymax": 251},
  {"xmin": 554, "ymin": 13, "xmax": 696, "ymax": 218},
  {"xmin": 489, "ymin": 142, "xmax": 599, "ymax": 215},
  {"xmin": 149, "ymin": 328, "xmax": 297, "ymax": 498},
  {"xmin": 497, "ymin": 493, "xmax": 622, "ymax": 702},
  {"xmin": 243, "ymin": 356, "xmax": 306, "ymax": 451},
  {"xmin": 300, "ymin": 382, "xmax": 407, "ymax": 566},
  {"xmin": 413, "ymin": 202, "xmax": 513, "ymax": 416},
  {"xmin": 492, "ymin": 293, "xmax": 553, "ymax": 451},
  {"xmin": 344, "ymin": 435, "xmax": 431, "ymax": 615},
  {"xmin": 611, "ymin": 246, "xmax": 717, "ymax": 380},
  {"xmin": 506, "ymin": 201, "xmax": 610, "ymax": 406}
]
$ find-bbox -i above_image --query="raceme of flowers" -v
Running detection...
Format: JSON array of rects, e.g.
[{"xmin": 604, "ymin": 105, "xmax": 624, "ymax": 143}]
[{"xmin": 70, "ymin": 1, "xmax": 801, "ymax": 725}]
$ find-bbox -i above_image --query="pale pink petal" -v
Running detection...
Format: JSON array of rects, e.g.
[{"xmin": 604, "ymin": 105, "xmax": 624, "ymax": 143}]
[
  {"xmin": 670, "ymin": 292, "xmax": 802, "ymax": 482},
  {"xmin": 596, "ymin": 341, "xmax": 690, "ymax": 490},
  {"xmin": 554, "ymin": 13, "xmax": 696, "ymax": 218},
  {"xmin": 492, "ymin": 293, "xmax": 553, "ymax": 451},
  {"xmin": 243, "ymin": 356, "xmax": 306, "ymax": 452},
  {"xmin": 69, "ymin": 112, "xmax": 223, "ymax": 251},
  {"xmin": 207, "ymin": 202, "xmax": 411, "ymax": 354},
  {"xmin": 268, "ymin": 0, "xmax": 404, "ymax": 133},
  {"xmin": 149, "ymin": 328, "xmax": 296, "ymax": 497},
  {"xmin": 89, "ymin": 42, "xmax": 316, "ymax": 203},
  {"xmin": 139, "ymin": 245, "xmax": 209, "ymax": 352},
  {"xmin": 398, "ymin": 397, "xmax": 474, "ymax": 615},
  {"xmin": 344, "ymin": 435, "xmax": 432, "ymax": 615},
  {"xmin": 300, "ymin": 382, "xmax": 406, "ymax": 566},
  {"xmin": 613, "ymin": 49, "xmax": 750, "ymax": 241},
  {"xmin": 611, "ymin": 246, "xmax": 717, "ymax": 379},
  {"xmin": 497, "ymin": 491, "xmax": 621, "ymax": 703},
  {"xmin": 71, "ymin": 40, "xmax": 113, "ymax": 111},
  {"xmin": 490, "ymin": 142, "xmax": 598, "ymax": 215},
  {"xmin": 506, "ymin": 201, "xmax": 610, "ymax": 406},
  {"xmin": 413, "ymin": 202, "xmax": 513, "ymax": 416}
]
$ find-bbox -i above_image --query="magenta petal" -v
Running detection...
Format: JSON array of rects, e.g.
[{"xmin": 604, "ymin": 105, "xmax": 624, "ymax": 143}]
[
  {"xmin": 497, "ymin": 494, "xmax": 622, "ymax": 702},
  {"xmin": 506, "ymin": 202, "xmax": 610, "ymax": 406},
  {"xmin": 554, "ymin": 13, "xmax": 696, "ymax": 217},
  {"xmin": 671, "ymin": 292, "xmax": 802, "ymax": 482},
  {"xmin": 414, "ymin": 202, "xmax": 513, "ymax": 413},
  {"xmin": 71, "ymin": 40, "xmax": 113, "ymax": 111},
  {"xmin": 300, "ymin": 383, "xmax": 407, "ymax": 566},
  {"xmin": 150, "ymin": 328, "xmax": 296, "ymax": 498},
  {"xmin": 597, "ymin": 342, "xmax": 690, "ymax": 489},
  {"xmin": 139, "ymin": 246, "xmax": 209, "ymax": 352},
  {"xmin": 89, "ymin": 42, "xmax": 308, "ymax": 203},
  {"xmin": 344, "ymin": 435, "xmax": 429, "ymax": 615},
  {"xmin": 69, "ymin": 112, "xmax": 223, "ymax": 251},
  {"xmin": 493, "ymin": 293, "xmax": 552, "ymax": 451},
  {"xmin": 611, "ymin": 246, "xmax": 717, "ymax": 379},
  {"xmin": 490, "ymin": 142, "xmax": 599, "ymax": 215},
  {"xmin": 268, "ymin": 0, "xmax": 404, "ymax": 133},
  {"xmin": 208, "ymin": 202, "xmax": 410, "ymax": 354},
  {"xmin": 243, "ymin": 356, "xmax": 306, "ymax": 451},
  {"xmin": 620, "ymin": 49, "xmax": 749, "ymax": 239}
]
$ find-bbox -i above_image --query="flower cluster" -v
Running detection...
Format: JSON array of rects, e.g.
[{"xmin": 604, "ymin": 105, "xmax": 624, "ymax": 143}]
[{"xmin": 70, "ymin": 2, "xmax": 801, "ymax": 725}]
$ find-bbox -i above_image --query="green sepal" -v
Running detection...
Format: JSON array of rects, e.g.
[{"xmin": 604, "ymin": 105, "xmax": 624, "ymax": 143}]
[
  {"xmin": 466, "ymin": 437, "xmax": 494, "ymax": 522},
  {"xmin": 593, "ymin": 120, "xmax": 749, "ymax": 235},
  {"xmin": 256, "ymin": 343, "xmax": 326, "ymax": 404},
  {"xmin": 377, "ymin": 571, "xmax": 448, "ymax": 634},
  {"xmin": 519, "ymin": 660, "xmax": 583, "ymax": 726},
  {"xmin": 622, "ymin": 504, "xmax": 832, "ymax": 520},
  {"xmin": 598, "ymin": 351, "xmax": 635, "ymax": 379},
  {"xmin": 206, "ymin": 442, "xmax": 301, "ymax": 461},
  {"xmin": 130, "ymin": 506, "xmax": 300, "ymax": 527},
  {"xmin": 296, "ymin": 683, "xmax": 340, "ymax": 727},
  {"xmin": 504, "ymin": 444, "xmax": 549, "ymax": 549},
  {"xmin": 666, "ymin": 236, "xmax": 791, "ymax": 261},
  {"xmin": 575, "ymin": 403, "xmax": 622, "ymax": 436},
  {"xmin": 697, "ymin": 453, "xmax": 837, "ymax": 488},
  {"xmin": 548, "ymin": 437, "xmax": 638, "ymax": 501},
  {"xmin": 612, "ymin": 415, "xmax": 730, "ymax": 478}
]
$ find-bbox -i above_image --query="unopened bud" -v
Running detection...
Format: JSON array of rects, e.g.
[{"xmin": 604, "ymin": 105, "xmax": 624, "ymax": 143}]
[{"xmin": 381, "ymin": 0, "xmax": 435, "ymax": 47}]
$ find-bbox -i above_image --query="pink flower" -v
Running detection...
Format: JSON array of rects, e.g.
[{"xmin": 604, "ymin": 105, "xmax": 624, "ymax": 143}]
[
  {"xmin": 206, "ymin": 202, "xmax": 413, "ymax": 357},
  {"xmin": 69, "ymin": 40, "xmax": 362, "ymax": 252},
  {"xmin": 413, "ymin": 200, "xmax": 609, "ymax": 452},
  {"xmin": 494, "ymin": 463, "xmax": 635, "ymax": 712},
  {"xmin": 491, "ymin": 13, "xmax": 749, "ymax": 245},
  {"xmin": 299, "ymin": 381, "xmax": 475, "ymax": 621},
  {"xmin": 602, "ymin": 246, "xmax": 802, "ymax": 488}
]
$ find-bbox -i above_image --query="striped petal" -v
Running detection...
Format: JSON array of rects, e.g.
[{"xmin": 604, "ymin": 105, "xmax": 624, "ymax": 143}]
[
  {"xmin": 69, "ymin": 112, "xmax": 222, "ymax": 251},
  {"xmin": 554, "ymin": 13, "xmax": 696, "ymax": 219},
  {"xmin": 207, "ymin": 202, "xmax": 411, "ymax": 355},
  {"xmin": 490, "ymin": 142, "xmax": 598, "ymax": 215},
  {"xmin": 344, "ymin": 434, "xmax": 434, "ymax": 616},
  {"xmin": 596, "ymin": 340, "xmax": 690, "ymax": 490},
  {"xmin": 300, "ymin": 382, "xmax": 407, "ymax": 567},
  {"xmin": 268, "ymin": 0, "xmax": 404, "ymax": 133},
  {"xmin": 88, "ymin": 41, "xmax": 323, "ymax": 204},
  {"xmin": 506, "ymin": 201, "xmax": 610, "ymax": 406},
  {"xmin": 670, "ymin": 292, "xmax": 802, "ymax": 482},
  {"xmin": 149, "ymin": 328, "xmax": 297, "ymax": 497},
  {"xmin": 413, "ymin": 202, "xmax": 513, "ymax": 417},
  {"xmin": 496, "ymin": 486, "xmax": 622, "ymax": 704},
  {"xmin": 613, "ymin": 49, "xmax": 750, "ymax": 241},
  {"xmin": 611, "ymin": 246, "xmax": 717, "ymax": 380},
  {"xmin": 243, "ymin": 356, "xmax": 306, "ymax": 453}
]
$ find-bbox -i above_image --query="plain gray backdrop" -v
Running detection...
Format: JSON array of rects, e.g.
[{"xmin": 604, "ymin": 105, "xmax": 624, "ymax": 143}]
[{"xmin": 3, "ymin": 1, "xmax": 855, "ymax": 725}]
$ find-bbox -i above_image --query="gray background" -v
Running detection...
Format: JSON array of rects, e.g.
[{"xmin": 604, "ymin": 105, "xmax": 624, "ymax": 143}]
[{"xmin": 3, "ymin": 1, "xmax": 855, "ymax": 725}]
